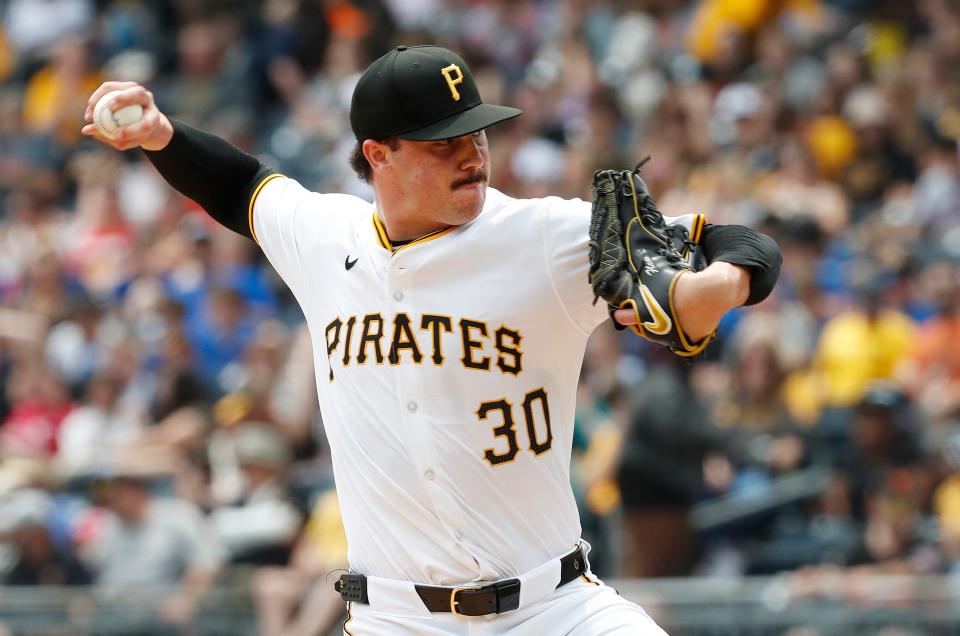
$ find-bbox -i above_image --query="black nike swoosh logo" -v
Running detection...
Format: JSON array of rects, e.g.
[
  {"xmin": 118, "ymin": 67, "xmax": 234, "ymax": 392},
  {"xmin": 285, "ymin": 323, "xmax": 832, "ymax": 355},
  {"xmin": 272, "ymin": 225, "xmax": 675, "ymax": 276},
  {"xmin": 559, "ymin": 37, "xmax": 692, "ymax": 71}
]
[{"xmin": 345, "ymin": 255, "xmax": 358, "ymax": 270}]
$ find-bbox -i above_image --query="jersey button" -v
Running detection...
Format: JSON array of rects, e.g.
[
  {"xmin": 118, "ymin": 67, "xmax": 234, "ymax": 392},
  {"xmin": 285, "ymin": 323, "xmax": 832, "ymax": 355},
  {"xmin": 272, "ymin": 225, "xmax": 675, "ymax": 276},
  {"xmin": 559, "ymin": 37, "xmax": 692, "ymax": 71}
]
[
  {"xmin": 393, "ymin": 291, "xmax": 404, "ymax": 301},
  {"xmin": 407, "ymin": 401, "xmax": 418, "ymax": 413},
  {"xmin": 455, "ymin": 530, "xmax": 464, "ymax": 541},
  {"xmin": 424, "ymin": 469, "xmax": 435, "ymax": 480}
]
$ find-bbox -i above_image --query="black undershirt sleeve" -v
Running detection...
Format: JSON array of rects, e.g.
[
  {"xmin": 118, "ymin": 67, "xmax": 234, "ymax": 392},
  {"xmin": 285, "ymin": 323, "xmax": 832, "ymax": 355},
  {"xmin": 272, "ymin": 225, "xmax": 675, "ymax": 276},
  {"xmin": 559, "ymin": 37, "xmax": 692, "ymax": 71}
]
[
  {"xmin": 699, "ymin": 224, "xmax": 782, "ymax": 306},
  {"xmin": 143, "ymin": 120, "xmax": 276, "ymax": 240}
]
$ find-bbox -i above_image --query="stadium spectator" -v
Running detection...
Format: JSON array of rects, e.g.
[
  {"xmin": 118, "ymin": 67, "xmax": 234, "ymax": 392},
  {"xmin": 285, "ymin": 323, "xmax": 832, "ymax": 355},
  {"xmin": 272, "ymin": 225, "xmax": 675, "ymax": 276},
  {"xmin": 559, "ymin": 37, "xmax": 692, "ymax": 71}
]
[
  {"xmin": 616, "ymin": 357, "xmax": 733, "ymax": 578},
  {"xmin": 802, "ymin": 279, "xmax": 916, "ymax": 415},
  {"xmin": 208, "ymin": 422, "xmax": 302, "ymax": 565},
  {"xmin": 0, "ymin": 489, "xmax": 91, "ymax": 586},
  {"xmin": 899, "ymin": 258, "xmax": 960, "ymax": 424},
  {"xmin": 83, "ymin": 473, "xmax": 224, "ymax": 632},
  {"xmin": 55, "ymin": 370, "xmax": 146, "ymax": 476},
  {"xmin": 20, "ymin": 34, "xmax": 100, "ymax": 145},
  {"xmin": 1, "ymin": 362, "xmax": 73, "ymax": 458},
  {"xmin": 250, "ymin": 488, "xmax": 348, "ymax": 636}
]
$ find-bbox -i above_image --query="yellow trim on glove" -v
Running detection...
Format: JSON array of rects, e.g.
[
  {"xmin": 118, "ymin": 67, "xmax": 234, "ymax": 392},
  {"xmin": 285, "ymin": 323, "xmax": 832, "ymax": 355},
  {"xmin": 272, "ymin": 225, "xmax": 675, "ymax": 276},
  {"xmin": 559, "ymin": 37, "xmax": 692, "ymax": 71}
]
[
  {"xmin": 692, "ymin": 213, "xmax": 706, "ymax": 244},
  {"xmin": 669, "ymin": 271, "xmax": 715, "ymax": 357}
]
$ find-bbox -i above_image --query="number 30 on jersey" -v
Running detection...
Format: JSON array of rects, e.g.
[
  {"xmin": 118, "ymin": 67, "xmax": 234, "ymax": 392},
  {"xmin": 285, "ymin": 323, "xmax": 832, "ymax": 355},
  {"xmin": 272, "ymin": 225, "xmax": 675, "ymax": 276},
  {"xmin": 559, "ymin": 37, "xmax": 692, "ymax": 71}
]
[{"xmin": 477, "ymin": 387, "xmax": 552, "ymax": 466}]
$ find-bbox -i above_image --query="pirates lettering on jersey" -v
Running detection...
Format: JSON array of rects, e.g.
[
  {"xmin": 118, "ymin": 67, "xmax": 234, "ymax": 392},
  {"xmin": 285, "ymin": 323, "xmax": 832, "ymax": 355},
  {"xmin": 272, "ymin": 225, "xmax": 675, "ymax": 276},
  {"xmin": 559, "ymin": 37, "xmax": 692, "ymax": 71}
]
[
  {"xmin": 357, "ymin": 313, "xmax": 386, "ymax": 366},
  {"xmin": 460, "ymin": 318, "xmax": 490, "ymax": 371},
  {"xmin": 495, "ymin": 326, "xmax": 523, "ymax": 376},
  {"xmin": 421, "ymin": 314, "xmax": 453, "ymax": 365},
  {"xmin": 342, "ymin": 316, "xmax": 357, "ymax": 366},
  {"xmin": 325, "ymin": 312, "xmax": 524, "ymax": 381},
  {"xmin": 325, "ymin": 317, "xmax": 343, "ymax": 382},
  {"xmin": 388, "ymin": 312, "xmax": 423, "ymax": 365}
]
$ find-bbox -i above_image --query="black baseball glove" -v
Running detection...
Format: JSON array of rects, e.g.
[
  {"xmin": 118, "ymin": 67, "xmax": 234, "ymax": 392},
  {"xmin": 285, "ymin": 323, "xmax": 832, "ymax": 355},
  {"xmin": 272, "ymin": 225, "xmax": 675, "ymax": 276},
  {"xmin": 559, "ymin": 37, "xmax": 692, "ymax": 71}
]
[{"xmin": 588, "ymin": 161, "xmax": 714, "ymax": 357}]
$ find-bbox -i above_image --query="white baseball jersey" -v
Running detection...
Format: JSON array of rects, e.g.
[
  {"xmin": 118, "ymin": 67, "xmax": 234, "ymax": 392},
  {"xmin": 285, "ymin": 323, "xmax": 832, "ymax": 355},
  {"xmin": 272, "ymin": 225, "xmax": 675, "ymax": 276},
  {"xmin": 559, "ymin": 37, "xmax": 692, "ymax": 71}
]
[{"xmin": 250, "ymin": 175, "xmax": 701, "ymax": 587}]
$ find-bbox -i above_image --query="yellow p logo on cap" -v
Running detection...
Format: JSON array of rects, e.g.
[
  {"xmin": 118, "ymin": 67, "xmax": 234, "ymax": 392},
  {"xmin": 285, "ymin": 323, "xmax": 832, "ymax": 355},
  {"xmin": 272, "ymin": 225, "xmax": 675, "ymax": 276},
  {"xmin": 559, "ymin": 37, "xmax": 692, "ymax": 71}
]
[{"xmin": 440, "ymin": 64, "xmax": 464, "ymax": 101}]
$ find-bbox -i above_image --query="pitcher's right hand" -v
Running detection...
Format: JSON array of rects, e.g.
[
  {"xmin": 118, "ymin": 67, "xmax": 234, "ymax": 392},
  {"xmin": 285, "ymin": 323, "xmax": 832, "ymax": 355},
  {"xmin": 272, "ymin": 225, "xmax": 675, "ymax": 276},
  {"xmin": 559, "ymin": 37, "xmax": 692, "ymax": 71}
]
[{"xmin": 82, "ymin": 81, "xmax": 173, "ymax": 152}]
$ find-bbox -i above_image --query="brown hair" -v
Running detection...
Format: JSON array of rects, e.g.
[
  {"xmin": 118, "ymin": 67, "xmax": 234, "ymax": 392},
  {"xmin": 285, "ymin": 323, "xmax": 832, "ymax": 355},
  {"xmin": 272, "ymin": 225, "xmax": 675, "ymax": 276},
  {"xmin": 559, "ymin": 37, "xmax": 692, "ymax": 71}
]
[{"xmin": 349, "ymin": 137, "xmax": 400, "ymax": 183}]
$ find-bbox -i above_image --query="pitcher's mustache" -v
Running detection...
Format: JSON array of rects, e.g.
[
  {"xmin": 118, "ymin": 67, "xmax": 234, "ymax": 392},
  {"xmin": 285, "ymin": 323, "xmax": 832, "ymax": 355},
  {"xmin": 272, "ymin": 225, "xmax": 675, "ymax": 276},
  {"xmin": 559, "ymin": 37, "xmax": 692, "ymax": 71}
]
[{"xmin": 451, "ymin": 171, "xmax": 487, "ymax": 190}]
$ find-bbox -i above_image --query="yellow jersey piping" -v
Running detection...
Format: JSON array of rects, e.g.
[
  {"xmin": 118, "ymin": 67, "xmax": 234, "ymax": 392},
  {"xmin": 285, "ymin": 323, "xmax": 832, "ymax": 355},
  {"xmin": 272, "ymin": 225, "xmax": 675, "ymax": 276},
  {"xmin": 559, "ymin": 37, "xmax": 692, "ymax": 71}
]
[
  {"xmin": 371, "ymin": 213, "xmax": 458, "ymax": 254},
  {"xmin": 247, "ymin": 173, "xmax": 286, "ymax": 244},
  {"xmin": 372, "ymin": 213, "xmax": 391, "ymax": 250}
]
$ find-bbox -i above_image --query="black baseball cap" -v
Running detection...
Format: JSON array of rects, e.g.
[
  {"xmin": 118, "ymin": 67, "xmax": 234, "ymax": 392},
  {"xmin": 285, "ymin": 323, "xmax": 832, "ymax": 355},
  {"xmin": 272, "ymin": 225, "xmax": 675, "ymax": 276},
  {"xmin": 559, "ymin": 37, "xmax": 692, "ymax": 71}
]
[{"xmin": 350, "ymin": 45, "xmax": 522, "ymax": 141}]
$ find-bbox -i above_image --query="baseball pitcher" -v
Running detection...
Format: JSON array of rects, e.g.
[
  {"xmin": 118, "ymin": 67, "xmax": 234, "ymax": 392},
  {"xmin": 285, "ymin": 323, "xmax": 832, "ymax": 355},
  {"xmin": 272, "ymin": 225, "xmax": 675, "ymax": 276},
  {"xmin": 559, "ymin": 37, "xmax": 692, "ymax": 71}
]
[{"xmin": 83, "ymin": 45, "xmax": 780, "ymax": 635}]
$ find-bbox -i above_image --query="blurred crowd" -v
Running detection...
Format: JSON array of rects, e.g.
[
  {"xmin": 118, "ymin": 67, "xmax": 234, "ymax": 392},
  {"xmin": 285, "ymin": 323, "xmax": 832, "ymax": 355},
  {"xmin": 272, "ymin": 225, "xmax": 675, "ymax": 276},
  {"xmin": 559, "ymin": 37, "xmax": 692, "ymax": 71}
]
[{"xmin": 1, "ymin": 0, "xmax": 959, "ymax": 633}]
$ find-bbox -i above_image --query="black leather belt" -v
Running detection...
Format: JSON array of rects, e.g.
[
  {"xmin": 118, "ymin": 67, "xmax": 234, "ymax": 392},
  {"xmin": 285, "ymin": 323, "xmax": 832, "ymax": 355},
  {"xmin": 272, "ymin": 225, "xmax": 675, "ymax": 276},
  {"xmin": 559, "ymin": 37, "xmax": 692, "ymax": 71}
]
[{"xmin": 335, "ymin": 545, "xmax": 587, "ymax": 617}]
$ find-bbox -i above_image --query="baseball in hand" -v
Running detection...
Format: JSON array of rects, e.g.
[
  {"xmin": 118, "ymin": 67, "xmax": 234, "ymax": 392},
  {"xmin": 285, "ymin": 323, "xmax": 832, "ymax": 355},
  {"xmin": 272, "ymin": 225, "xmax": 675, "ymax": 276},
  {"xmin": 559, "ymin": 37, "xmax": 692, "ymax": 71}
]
[{"xmin": 92, "ymin": 90, "xmax": 144, "ymax": 139}]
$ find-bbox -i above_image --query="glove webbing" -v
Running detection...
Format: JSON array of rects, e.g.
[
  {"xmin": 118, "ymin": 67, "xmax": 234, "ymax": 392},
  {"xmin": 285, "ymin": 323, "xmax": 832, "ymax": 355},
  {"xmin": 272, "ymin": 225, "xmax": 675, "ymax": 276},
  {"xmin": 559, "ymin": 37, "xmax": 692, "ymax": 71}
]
[{"xmin": 588, "ymin": 175, "xmax": 627, "ymax": 306}]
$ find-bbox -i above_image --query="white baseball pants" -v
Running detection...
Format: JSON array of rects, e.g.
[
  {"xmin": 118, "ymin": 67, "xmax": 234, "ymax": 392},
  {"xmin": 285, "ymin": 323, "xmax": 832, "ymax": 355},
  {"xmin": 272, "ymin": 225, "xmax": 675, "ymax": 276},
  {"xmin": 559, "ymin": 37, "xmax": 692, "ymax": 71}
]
[{"xmin": 342, "ymin": 574, "xmax": 668, "ymax": 635}]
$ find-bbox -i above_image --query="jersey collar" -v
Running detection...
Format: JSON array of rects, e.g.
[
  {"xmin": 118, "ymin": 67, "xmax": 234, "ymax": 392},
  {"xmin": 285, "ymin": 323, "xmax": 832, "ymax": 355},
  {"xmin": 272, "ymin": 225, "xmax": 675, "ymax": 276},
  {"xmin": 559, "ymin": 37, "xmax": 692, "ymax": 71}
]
[{"xmin": 372, "ymin": 212, "xmax": 458, "ymax": 255}]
